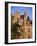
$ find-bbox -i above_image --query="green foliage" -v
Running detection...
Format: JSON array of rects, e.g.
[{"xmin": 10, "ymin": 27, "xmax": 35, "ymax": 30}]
[{"xmin": 11, "ymin": 15, "xmax": 24, "ymax": 39}]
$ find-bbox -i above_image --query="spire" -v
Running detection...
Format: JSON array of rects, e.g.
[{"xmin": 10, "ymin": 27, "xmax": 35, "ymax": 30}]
[
  {"xmin": 24, "ymin": 11, "xmax": 28, "ymax": 17},
  {"xmin": 27, "ymin": 16, "xmax": 30, "ymax": 22}
]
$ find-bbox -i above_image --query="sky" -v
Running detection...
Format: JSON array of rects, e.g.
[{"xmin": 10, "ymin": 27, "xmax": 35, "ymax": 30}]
[{"xmin": 11, "ymin": 6, "xmax": 32, "ymax": 20}]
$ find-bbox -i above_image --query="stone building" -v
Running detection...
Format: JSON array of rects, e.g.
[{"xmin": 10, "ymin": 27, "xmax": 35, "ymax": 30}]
[
  {"xmin": 23, "ymin": 15, "xmax": 32, "ymax": 39},
  {"xmin": 11, "ymin": 11, "xmax": 32, "ymax": 39}
]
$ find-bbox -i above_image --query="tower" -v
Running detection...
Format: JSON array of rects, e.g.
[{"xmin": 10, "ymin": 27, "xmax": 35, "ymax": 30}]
[{"xmin": 15, "ymin": 11, "xmax": 20, "ymax": 18}]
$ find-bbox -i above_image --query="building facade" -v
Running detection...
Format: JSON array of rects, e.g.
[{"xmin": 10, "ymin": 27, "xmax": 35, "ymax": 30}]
[{"xmin": 11, "ymin": 11, "xmax": 32, "ymax": 39}]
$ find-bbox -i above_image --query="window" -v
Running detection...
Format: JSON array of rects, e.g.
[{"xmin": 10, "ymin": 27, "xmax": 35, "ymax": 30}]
[
  {"xmin": 28, "ymin": 36, "xmax": 30, "ymax": 38},
  {"xmin": 28, "ymin": 28, "xmax": 30, "ymax": 32}
]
